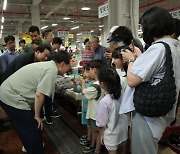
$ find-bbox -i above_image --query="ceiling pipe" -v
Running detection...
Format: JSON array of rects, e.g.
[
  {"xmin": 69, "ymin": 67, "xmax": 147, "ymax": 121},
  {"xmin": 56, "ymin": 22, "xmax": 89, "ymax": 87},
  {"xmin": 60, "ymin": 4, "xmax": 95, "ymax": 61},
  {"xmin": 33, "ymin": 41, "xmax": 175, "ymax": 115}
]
[
  {"xmin": 2, "ymin": 11, "xmax": 98, "ymax": 19},
  {"xmin": 4, "ymin": 0, "xmax": 175, "ymax": 18},
  {"xmin": 168, "ymin": 6, "xmax": 180, "ymax": 12},
  {"xmin": 139, "ymin": 0, "xmax": 165, "ymax": 9}
]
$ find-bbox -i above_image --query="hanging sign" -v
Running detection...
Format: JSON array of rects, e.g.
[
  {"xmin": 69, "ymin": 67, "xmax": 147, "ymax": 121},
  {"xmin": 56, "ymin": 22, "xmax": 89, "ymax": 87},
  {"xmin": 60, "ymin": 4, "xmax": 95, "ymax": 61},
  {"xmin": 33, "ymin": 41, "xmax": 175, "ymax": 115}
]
[
  {"xmin": 98, "ymin": 0, "xmax": 108, "ymax": 18},
  {"xmin": 81, "ymin": 31, "xmax": 91, "ymax": 39},
  {"xmin": 81, "ymin": 31, "xmax": 91, "ymax": 36},
  {"xmin": 57, "ymin": 31, "xmax": 69, "ymax": 38},
  {"xmin": 170, "ymin": 9, "xmax": 180, "ymax": 19}
]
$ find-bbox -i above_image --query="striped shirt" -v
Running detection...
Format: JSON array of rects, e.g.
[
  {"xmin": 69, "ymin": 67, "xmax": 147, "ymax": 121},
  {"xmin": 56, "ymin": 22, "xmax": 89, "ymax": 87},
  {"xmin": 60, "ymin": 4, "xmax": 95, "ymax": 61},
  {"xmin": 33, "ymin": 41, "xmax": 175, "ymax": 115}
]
[{"xmin": 82, "ymin": 50, "xmax": 94, "ymax": 65}]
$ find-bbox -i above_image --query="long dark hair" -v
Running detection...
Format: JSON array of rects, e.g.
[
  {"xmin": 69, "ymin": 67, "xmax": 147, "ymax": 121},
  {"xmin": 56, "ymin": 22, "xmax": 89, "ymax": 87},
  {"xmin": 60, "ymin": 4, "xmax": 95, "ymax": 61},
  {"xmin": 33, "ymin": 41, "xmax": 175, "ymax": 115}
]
[{"xmin": 98, "ymin": 67, "xmax": 121, "ymax": 99}]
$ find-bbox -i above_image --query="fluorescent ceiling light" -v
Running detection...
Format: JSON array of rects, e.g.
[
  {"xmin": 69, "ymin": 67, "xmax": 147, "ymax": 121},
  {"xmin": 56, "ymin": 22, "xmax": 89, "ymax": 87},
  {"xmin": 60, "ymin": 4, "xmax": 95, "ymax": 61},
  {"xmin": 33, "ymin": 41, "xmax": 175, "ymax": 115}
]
[
  {"xmin": 41, "ymin": 26, "xmax": 48, "ymax": 30},
  {"xmin": 52, "ymin": 23, "xmax": 57, "ymax": 26},
  {"xmin": 63, "ymin": 17, "xmax": 70, "ymax": 20},
  {"xmin": 81, "ymin": 7, "xmax": 90, "ymax": 11},
  {"xmin": 1, "ymin": 25, "xmax": 3, "ymax": 30},
  {"xmin": 3, "ymin": 0, "xmax": 7, "ymax": 10},
  {"xmin": 99, "ymin": 25, "xmax": 104, "ymax": 28},
  {"xmin": 71, "ymin": 26, "xmax": 79, "ymax": 30},
  {"xmin": 77, "ymin": 33, "xmax": 81, "ymax": 36},
  {"xmin": 99, "ymin": 28, "xmax": 102, "ymax": 31},
  {"xmin": 0, "ymin": 30, "xmax": 2, "ymax": 33},
  {"xmin": 90, "ymin": 30, "xmax": 94, "ymax": 33},
  {"xmin": 1, "ymin": 17, "xmax": 4, "ymax": 23}
]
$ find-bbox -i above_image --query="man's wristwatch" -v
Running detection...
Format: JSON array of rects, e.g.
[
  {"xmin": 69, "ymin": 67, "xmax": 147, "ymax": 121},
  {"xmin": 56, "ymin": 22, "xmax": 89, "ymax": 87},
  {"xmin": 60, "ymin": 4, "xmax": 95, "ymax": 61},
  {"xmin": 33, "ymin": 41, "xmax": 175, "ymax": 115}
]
[{"xmin": 128, "ymin": 59, "xmax": 135, "ymax": 64}]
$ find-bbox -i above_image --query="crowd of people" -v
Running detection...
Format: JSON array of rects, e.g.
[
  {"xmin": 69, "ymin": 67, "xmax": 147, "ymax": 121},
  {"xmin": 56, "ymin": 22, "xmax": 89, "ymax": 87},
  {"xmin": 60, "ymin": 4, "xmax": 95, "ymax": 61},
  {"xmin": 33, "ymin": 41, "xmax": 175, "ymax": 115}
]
[{"xmin": 0, "ymin": 6, "xmax": 180, "ymax": 154}]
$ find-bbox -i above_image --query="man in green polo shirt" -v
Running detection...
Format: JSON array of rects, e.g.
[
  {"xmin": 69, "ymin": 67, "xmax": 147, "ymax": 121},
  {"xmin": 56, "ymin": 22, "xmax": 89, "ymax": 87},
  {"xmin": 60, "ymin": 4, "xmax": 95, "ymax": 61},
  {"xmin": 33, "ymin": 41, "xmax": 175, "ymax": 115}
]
[
  {"xmin": 24, "ymin": 26, "xmax": 43, "ymax": 53},
  {"xmin": 0, "ymin": 51, "xmax": 71, "ymax": 154}
]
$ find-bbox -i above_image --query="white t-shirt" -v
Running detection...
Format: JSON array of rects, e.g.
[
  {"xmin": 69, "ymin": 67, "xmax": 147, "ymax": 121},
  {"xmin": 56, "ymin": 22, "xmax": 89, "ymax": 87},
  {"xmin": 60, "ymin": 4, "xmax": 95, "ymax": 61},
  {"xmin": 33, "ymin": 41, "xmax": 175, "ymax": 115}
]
[
  {"xmin": 116, "ymin": 69, "xmax": 127, "ymax": 92},
  {"xmin": 83, "ymin": 81, "xmax": 105, "ymax": 120},
  {"xmin": 96, "ymin": 94, "xmax": 129, "ymax": 146}
]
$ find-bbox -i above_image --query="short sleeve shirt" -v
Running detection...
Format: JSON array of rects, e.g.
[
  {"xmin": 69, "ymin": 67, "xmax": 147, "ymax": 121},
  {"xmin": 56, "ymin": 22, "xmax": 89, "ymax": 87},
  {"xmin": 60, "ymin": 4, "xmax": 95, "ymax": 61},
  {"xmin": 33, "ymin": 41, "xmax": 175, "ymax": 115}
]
[
  {"xmin": 120, "ymin": 38, "xmax": 180, "ymax": 140},
  {"xmin": 0, "ymin": 49, "xmax": 20, "ymax": 73},
  {"xmin": 0, "ymin": 61, "xmax": 58, "ymax": 110},
  {"xmin": 83, "ymin": 81, "xmax": 105, "ymax": 120},
  {"xmin": 93, "ymin": 45, "xmax": 106, "ymax": 62}
]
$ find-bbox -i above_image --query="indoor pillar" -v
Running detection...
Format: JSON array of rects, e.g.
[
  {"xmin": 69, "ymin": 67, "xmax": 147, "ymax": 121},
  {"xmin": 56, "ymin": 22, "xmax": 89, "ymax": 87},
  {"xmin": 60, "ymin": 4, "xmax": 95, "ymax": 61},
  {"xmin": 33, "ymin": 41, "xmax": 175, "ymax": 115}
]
[{"xmin": 31, "ymin": 5, "xmax": 41, "ymax": 28}]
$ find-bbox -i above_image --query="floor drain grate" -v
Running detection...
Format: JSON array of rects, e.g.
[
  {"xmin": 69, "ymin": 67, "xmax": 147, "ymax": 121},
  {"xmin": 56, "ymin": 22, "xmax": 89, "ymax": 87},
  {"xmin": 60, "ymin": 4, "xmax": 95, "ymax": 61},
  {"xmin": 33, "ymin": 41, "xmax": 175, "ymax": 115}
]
[{"xmin": 44, "ymin": 118, "xmax": 84, "ymax": 154}]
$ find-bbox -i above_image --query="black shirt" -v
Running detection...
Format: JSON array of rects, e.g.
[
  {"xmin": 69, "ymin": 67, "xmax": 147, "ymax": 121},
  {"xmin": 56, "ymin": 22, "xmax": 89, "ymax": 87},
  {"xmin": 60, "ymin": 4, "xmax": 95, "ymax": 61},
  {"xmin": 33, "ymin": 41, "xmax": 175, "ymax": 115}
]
[{"xmin": 0, "ymin": 52, "xmax": 35, "ymax": 84}]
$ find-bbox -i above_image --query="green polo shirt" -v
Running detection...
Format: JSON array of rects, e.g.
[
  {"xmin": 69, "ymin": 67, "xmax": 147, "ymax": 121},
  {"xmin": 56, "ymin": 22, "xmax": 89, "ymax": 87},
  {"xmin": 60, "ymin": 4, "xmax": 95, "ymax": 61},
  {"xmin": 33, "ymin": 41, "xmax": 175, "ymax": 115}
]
[
  {"xmin": 24, "ymin": 38, "xmax": 43, "ymax": 53},
  {"xmin": 0, "ymin": 61, "xmax": 58, "ymax": 110}
]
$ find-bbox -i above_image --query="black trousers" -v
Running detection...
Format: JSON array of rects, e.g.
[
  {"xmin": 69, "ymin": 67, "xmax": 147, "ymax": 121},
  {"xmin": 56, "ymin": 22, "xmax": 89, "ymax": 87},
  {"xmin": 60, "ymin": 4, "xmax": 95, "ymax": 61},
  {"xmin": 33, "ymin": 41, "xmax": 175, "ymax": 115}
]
[
  {"xmin": 41, "ymin": 96, "xmax": 53, "ymax": 119},
  {"xmin": 0, "ymin": 100, "xmax": 43, "ymax": 154}
]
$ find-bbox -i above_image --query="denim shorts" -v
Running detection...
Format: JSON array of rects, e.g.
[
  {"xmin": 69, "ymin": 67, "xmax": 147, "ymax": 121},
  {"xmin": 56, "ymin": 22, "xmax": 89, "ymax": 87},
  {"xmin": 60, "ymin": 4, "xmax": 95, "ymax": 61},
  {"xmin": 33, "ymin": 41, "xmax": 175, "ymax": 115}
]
[{"xmin": 87, "ymin": 119, "xmax": 99, "ymax": 132}]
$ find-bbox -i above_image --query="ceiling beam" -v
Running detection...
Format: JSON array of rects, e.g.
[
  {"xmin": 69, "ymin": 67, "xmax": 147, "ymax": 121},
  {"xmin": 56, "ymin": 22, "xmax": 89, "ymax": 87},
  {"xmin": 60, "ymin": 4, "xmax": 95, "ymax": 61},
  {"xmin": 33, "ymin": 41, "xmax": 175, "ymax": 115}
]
[
  {"xmin": 45, "ymin": 0, "xmax": 68, "ymax": 17},
  {"xmin": 4, "ymin": 17, "xmax": 99, "ymax": 24},
  {"xmin": 33, "ymin": 0, "xmax": 42, "ymax": 6},
  {"xmin": 8, "ymin": 2, "xmax": 32, "ymax": 6}
]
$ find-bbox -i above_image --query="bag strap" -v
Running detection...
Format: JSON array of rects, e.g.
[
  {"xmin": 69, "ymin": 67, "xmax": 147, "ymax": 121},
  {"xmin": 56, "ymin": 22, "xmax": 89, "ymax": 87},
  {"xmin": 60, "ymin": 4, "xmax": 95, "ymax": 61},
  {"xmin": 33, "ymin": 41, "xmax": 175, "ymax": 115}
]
[
  {"xmin": 91, "ymin": 84, "xmax": 101, "ymax": 100},
  {"xmin": 155, "ymin": 41, "xmax": 174, "ymax": 75}
]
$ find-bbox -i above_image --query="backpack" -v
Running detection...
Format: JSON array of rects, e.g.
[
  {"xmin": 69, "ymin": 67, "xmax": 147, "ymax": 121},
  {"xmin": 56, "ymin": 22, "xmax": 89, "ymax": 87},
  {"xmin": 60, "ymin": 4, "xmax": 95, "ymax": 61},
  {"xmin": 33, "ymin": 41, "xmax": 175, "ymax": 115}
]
[{"xmin": 133, "ymin": 42, "xmax": 176, "ymax": 117}]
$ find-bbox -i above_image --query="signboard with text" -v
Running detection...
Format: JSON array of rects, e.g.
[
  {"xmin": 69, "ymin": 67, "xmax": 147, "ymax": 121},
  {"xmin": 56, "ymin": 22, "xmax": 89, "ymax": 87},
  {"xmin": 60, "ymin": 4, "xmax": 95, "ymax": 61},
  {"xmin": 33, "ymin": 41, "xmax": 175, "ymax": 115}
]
[
  {"xmin": 98, "ymin": 0, "xmax": 108, "ymax": 18},
  {"xmin": 57, "ymin": 31, "xmax": 69, "ymax": 38},
  {"xmin": 81, "ymin": 31, "xmax": 91, "ymax": 39},
  {"xmin": 170, "ymin": 9, "xmax": 180, "ymax": 19}
]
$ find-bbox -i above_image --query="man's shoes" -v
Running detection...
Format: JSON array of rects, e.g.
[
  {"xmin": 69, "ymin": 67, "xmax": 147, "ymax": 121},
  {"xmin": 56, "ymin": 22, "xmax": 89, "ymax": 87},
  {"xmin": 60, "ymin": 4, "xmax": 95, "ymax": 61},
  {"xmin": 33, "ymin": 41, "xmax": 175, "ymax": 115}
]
[
  {"xmin": 83, "ymin": 146, "xmax": 95, "ymax": 153},
  {"xmin": 51, "ymin": 110, "xmax": 61, "ymax": 118},
  {"xmin": 22, "ymin": 143, "xmax": 45, "ymax": 152},
  {"xmin": 0, "ymin": 149, "xmax": 4, "ymax": 154},
  {"xmin": 45, "ymin": 117, "xmax": 53, "ymax": 125}
]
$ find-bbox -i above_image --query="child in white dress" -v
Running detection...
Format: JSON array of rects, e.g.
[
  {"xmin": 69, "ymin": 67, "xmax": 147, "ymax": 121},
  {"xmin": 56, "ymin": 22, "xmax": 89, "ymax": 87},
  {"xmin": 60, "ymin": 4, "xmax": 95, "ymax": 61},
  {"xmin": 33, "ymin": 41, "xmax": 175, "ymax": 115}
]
[{"xmin": 96, "ymin": 67, "xmax": 129, "ymax": 154}]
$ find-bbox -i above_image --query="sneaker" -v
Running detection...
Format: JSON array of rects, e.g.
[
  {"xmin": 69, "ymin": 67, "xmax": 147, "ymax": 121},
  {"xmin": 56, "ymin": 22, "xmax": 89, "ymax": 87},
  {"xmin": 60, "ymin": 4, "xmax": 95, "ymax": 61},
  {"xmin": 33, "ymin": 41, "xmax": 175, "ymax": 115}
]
[
  {"xmin": 80, "ymin": 139, "xmax": 91, "ymax": 146},
  {"xmin": 83, "ymin": 146, "xmax": 95, "ymax": 153},
  {"xmin": 22, "ymin": 146, "xmax": 27, "ymax": 153},
  {"xmin": 80, "ymin": 135, "xmax": 88, "ymax": 141},
  {"xmin": 45, "ymin": 117, "xmax": 53, "ymax": 125},
  {"xmin": 22, "ymin": 143, "xmax": 45, "ymax": 153},
  {"xmin": 51, "ymin": 110, "xmax": 61, "ymax": 118}
]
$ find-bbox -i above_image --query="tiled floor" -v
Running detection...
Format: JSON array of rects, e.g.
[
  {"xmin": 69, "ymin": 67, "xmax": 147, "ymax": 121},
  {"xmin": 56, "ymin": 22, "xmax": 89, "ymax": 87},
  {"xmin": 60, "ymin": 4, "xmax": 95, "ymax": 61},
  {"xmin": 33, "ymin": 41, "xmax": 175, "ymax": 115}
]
[
  {"xmin": 0, "ymin": 99, "xmax": 179, "ymax": 154},
  {"xmin": 158, "ymin": 145, "xmax": 177, "ymax": 154},
  {"xmin": 0, "ymin": 126, "xmax": 59, "ymax": 154}
]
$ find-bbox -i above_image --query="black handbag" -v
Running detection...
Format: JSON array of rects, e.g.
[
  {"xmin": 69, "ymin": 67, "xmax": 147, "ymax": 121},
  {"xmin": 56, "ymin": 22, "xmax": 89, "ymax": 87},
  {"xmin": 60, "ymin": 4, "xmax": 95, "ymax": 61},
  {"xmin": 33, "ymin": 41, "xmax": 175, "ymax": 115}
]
[{"xmin": 133, "ymin": 41, "xmax": 176, "ymax": 117}]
